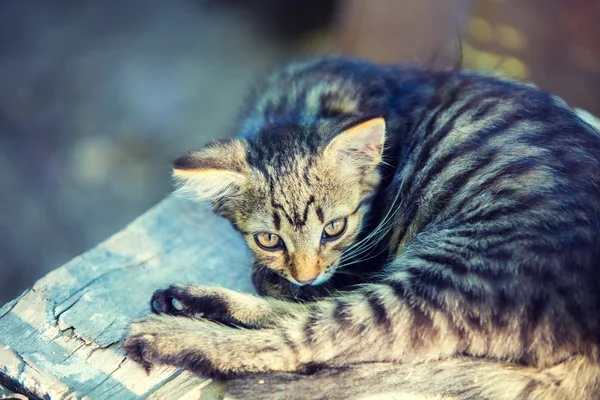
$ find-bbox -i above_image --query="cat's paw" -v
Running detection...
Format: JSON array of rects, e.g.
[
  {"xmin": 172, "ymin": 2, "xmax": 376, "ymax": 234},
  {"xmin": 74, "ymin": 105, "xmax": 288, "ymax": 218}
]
[
  {"xmin": 150, "ymin": 285, "xmax": 226, "ymax": 319},
  {"xmin": 150, "ymin": 284, "xmax": 285, "ymax": 329},
  {"xmin": 122, "ymin": 314, "xmax": 225, "ymax": 377},
  {"xmin": 150, "ymin": 284, "xmax": 239, "ymax": 325},
  {"xmin": 150, "ymin": 285, "xmax": 188, "ymax": 316},
  {"xmin": 122, "ymin": 315, "xmax": 166, "ymax": 373},
  {"xmin": 122, "ymin": 314, "xmax": 298, "ymax": 377}
]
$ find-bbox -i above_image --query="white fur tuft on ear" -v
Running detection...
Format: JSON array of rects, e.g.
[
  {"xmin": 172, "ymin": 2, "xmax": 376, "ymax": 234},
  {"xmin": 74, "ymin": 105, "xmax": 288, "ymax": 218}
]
[
  {"xmin": 324, "ymin": 117, "xmax": 386, "ymax": 170},
  {"xmin": 172, "ymin": 169, "xmax": 246, "ymax": 201},
  {"xmin": 171, "ymin": 139, "xmax": 248, "ymax": 201}
]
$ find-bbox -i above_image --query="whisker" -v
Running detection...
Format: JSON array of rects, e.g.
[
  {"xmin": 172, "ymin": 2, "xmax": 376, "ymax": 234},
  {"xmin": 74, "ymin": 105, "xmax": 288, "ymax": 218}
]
[
  {"xmin": 339, "ymin": 180, "xmax": 408, "ymax": 265},
  {"xmin": 342, "ymin": 174, "xmax": 407, "ymax": 259}
]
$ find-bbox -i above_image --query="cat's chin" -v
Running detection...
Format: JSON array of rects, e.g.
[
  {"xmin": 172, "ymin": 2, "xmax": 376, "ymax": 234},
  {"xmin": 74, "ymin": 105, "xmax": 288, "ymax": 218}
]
[{"xmin": 307, "ymin": 274, "xmax": 331, "ymax": 287}]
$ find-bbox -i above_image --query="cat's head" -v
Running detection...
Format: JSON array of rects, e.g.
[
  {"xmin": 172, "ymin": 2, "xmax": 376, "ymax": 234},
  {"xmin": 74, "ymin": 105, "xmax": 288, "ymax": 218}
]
[{"xmin": 173, "ymin": 118, "xmax": 386, "ymax": 286}]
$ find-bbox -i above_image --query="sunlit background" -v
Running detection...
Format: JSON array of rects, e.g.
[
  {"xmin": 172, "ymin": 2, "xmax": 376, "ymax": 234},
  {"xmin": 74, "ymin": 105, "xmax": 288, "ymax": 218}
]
[{"xmin": 1, "ymin": 0, "xmax": 598, "ymax": 304}]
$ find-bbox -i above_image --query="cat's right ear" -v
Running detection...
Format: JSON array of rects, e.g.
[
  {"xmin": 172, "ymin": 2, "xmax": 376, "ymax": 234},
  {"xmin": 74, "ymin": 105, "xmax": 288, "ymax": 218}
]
[
  {"xmin": 172, "ymin": 139, "xmax": 248, "ymax": 201},
  {"xmin": 324, "ymin": 117, "xmax": 386, "ymax": 174}
]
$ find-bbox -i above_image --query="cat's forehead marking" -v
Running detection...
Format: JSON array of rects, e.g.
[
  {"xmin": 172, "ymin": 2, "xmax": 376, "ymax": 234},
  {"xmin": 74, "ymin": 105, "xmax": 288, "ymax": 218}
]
[
  {"xmin": 315, "ymin": 206, "xmax": 325, "ymax": 224},
  {"xmin": 260, "ymin": 155, "xmax": 325, "ymax": 231},
  {"xmin": 269, "ymin": 180, "xmax": 319, "ymax": 230},
  {"xmin": 272, "ymin": 212, "xmax": 281, "ymax": 230}
]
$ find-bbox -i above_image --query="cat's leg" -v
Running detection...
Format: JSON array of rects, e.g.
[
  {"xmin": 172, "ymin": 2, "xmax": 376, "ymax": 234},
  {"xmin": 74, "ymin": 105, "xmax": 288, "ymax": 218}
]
[
  {"xmin": 124, "ymin": 228, "xmax": 579, "ymax": 376},
  {"xmin": 150, "ymin": 263, "xmax": 335, "ymax": 329},
  {"xmin": 150, "ymin": 284, "xmax": 315, "ymax": 329},
  {"xmin": 124, "ymin": 280, "xmax": 447, "ymax": 376},
  {"xmin": 124, "ymin": 273, "xmax": 464, "ymax": 376}
]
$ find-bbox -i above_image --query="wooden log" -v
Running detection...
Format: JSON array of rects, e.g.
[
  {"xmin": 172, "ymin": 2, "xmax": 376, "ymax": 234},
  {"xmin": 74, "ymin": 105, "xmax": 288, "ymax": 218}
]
[
  {"xmin": 0, "ymin": 112, "xmax": 598, "ymax": 399},
  {"xmin": 0, "ymin": 197, "xmax": 250, "ymax": 399}
]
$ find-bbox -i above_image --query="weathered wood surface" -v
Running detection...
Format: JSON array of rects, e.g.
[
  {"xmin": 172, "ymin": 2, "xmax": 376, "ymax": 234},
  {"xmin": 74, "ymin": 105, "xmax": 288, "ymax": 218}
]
[{"xmin": 0, "ymin": 196, "xmax": 253, "ymax": 399}]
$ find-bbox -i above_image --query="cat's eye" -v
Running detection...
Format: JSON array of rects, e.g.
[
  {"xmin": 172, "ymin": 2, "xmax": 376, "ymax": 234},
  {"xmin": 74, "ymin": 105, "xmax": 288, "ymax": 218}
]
[
  {"xmin": 254, "ymin": 232, "xmax": 285, "ymax": 251},
  {"xmin": 322, "ymin": 217, "xmax": 347, "ymax": 241}
]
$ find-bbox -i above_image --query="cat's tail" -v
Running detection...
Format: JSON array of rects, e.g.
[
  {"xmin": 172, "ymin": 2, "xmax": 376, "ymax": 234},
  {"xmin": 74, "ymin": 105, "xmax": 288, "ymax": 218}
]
[{"xmin": 225, "ymin": 355, "xmax": 600, "ymax": 400}]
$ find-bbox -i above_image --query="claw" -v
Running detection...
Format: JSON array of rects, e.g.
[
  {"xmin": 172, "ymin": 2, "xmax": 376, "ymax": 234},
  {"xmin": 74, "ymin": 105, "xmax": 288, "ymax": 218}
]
[
  {"xmin": 152, "ymin": 299, "xmax": 163, "ymax": 313},
  {"xmin": 172, "ymin": 297, "xmax": 184, "ymax": 311}
]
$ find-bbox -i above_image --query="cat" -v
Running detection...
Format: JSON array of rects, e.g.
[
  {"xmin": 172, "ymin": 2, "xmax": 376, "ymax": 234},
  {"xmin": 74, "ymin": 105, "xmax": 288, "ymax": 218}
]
[{"xmin": 123, "ymin": 57, "xmax": 600, "ymax": 399}]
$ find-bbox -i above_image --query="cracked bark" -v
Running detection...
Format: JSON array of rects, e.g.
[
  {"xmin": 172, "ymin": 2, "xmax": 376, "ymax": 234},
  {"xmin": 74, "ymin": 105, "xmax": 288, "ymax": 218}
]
[{"xmin": 0, "ymin": 197, "xmax": 252, "ymax": 399}]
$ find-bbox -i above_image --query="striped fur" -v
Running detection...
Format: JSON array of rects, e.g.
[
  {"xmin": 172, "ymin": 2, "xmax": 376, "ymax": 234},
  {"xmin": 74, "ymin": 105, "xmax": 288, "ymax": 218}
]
[{"xmin": 123, "ymin": 58, "xmax": 600, "ymax": 399}]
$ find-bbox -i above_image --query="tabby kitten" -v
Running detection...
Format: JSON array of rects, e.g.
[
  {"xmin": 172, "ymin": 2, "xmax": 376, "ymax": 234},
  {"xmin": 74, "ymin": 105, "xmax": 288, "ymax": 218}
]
[{"xmin": 123, "ymin": 58, "xmax": 600, "ymax": 399}]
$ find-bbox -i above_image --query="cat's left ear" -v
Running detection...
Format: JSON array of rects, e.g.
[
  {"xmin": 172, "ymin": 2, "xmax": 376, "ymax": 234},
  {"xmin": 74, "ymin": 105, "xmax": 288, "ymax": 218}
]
[
  {"xmin": 172, "ymin": 139, "xmax": 248, "ymax": 201},
  {"xmin": 324, "ymin": 117, "xmax": 386, "ymax": 171}
]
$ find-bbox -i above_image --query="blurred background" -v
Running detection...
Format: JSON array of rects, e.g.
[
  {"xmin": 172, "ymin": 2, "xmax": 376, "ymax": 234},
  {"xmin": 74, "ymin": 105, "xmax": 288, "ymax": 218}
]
[{"xmin": 0, "ymin": 0, "xmax": 598, "ymax": 304}]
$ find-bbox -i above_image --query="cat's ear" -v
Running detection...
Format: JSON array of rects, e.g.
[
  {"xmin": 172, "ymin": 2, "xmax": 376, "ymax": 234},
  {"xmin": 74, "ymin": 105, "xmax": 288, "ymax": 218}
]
[
  {"xmin": 324, "ymin": 117, "xmax": 386, "ymax": 171},
  {"xmin": 172, "ymin": 139, "xmax": 248, "ymax": 201}
]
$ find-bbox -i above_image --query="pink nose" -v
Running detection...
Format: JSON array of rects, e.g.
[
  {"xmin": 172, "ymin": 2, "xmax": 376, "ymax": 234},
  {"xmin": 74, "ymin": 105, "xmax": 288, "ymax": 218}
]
[{"xmin": 297, "ymin": 277, "xmax": 317, "ymax": 285}]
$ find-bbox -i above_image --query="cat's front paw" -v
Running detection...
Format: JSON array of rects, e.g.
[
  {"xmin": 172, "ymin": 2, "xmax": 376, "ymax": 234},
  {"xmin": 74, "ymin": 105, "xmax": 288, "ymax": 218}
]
[
  {"xmin": 150, "ymin": 284, "xmax": 286, "ymax": 329},
  {"xmin": 150, "ymin": 284, "xmax": 239, "ymax": 325},
  {"xmin": 150, "ymin": 285, "xmax": 188, "ymax": 316},
  {"xmin": 122, "ymin": 314, "xmax": 298, "ymax": 377},
  {"xmin": 122, "ymin": 314, "xmax": 228, "ymax": 377},
  {"xmin": 122, "ymin": 315, "xmax": 167, "ymax": 373}
]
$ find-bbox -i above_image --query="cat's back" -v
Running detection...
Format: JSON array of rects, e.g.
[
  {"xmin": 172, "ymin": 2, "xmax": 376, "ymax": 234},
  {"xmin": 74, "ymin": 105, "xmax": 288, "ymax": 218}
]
[
  {"xmin": 393, "ymin": 68, "xmax": 600, "ymax": 239},
  {"xmin": 383, "ymin": 66, "xmax": 600, "ymax": 338},
  {"xmin": 400, "ymin": 68, "xmax": 600, "ymax": 217},
  {"xmin": 242, "ymin": 58, "xmax": 600, "ymax": 153}
]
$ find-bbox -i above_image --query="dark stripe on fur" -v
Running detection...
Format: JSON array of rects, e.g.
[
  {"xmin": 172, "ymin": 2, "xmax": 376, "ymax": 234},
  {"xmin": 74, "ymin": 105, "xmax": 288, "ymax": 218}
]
[
  {"xmin": 366, "ymin": 291, "xmax": 392, "ymax": 332},
  {"xmin": 273, "ymin": 212, "xmax": 281, "ymax": 230}
]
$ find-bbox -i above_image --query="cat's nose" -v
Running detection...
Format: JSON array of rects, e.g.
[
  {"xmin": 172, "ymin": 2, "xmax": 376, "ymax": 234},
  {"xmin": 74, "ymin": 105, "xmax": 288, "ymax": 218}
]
[{"xmin": 297, "ymin": 277, "xmax": 317, "ymax": 285}]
